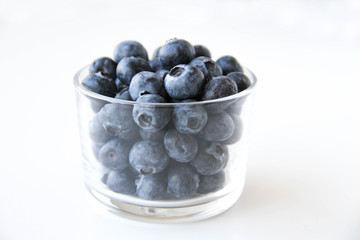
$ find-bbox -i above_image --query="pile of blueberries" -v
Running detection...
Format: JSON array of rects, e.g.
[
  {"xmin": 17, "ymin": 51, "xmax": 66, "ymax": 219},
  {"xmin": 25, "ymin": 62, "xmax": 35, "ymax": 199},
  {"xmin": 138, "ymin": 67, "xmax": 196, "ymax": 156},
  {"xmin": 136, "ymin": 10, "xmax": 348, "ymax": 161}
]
[{"xmin": 82, "ymin": 39, "xmax": 251, "ymax": 200}]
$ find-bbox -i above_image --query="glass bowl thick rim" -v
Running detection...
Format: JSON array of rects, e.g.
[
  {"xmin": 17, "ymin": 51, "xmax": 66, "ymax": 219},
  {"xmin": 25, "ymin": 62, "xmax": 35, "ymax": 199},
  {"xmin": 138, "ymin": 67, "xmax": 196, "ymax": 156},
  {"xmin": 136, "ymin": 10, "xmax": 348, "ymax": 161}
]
[{"xmin": 73, "ymin": 65, "xmax": 257, "ymax": 106}]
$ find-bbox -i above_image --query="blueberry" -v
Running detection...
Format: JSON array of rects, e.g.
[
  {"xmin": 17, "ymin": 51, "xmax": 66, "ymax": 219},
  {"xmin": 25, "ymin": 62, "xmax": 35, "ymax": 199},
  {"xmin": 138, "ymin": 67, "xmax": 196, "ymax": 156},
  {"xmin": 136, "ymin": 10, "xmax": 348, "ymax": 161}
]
[
  {"xmin": 129, "ymin": 140, "xmax": 169, "ymax": 175},
  {"xmin": 156, "ymin": 70, "xmax": 169, "ymax": 80},
  {"xmin": 216, "ymin": 56, "xmax": 242, "ymax": 75},
  {"xmin": 148, "ymin": 59, "xmax": 163, "ymax": 72},
  {"xmin": 164, "ymin": 129, "xmax": 198, "ymax": 163},
  {"xmin": 168, "ymin": 163, "xmax": 200, "ymax": 199},
  {"xmin": 129, "ymin": 71, "xmax": 166, "ymax": 101},
  {"xmin": 193, "ymin": 44, "xmax": 211, "ymax": 58},
  {"xmin": 172, "ymin": 101, "xmax": 208, "ymax": 134},
  {"xmin": 164, "ymin": 64, "xmax": 205, "ymax": 100},
  {"xmin": 90, "ymin": 57, "xmax": 117, "ymax": 80},
  {"xmin": 113, "ymin": 40, "xmax": 148, "ymax": 63},
  {"xmin": 221, "ymin": 114, "xmax": 243, "ymax": 145},
  {"xmin": 152, "ymin": 46, "xmax": 161, "ymax": 60},
  {"xmin": 191, "ymin": 142, "xmax": 228, "ymax": 175},
  {"xmin": 82, "ymin": 73, "xmax": 117, "ymax": 97},
  {"xmin": 89, "ymin": 99, "xmax": 107, "ymax": 113},
  {"xmin": 132, "ymin": 94, "xmax": 170, "ymax": 130},
  {"xmin": 227, "ymin": 72, "xmax": 251, "ymax": 92},
  {"xmin": 98, "ymin": 138, "xmax": 131, "ymax": 170},
  {"xmin": 198, "ymin": 111, "xmax": 235, "ymax": 142},
  {"xmin": 189, "ymin": 56, "xmax": 222, "ymax": 81},
  {"xmin": 97, "ymin": 103, "xmax": 138, "ymax": 140},
  {"xmin": 88, "ymin": 115, "xmax": 112, "ymax": 144},
  {"xmin": 197, "ymin": 170, "xmax": 225, "ymax": 194},
  {"xmin": 202, "ymin": 76, "xmax": 238, "ymax": 101},
  {"xmin": 106, "ymin": 168, "xmax": 138, "ymax": 194},
  {"xmin": 116, "ymin": 57, "xmax": 151, "ymax": 85},
  {"xmin": 158, "ymin": 39, "xmax": 195, "ymax": 69},
  {"xmin": 99, "ymin": 166, "xmax": 111, "ymax": 184},
  {"xmin": 114, "ymin": 85, "xmax": 132, "ymax": 100},
  {"xmin": 92, "ymin": 143, "xmax": 102, "ymax": 159},
  {"xmin": 139, "ymin": 127, "xmax": 167, "ymax": 141},
  {"xmin": 136, "ymin": 171, "xmax": 168, "ymax": 200}
]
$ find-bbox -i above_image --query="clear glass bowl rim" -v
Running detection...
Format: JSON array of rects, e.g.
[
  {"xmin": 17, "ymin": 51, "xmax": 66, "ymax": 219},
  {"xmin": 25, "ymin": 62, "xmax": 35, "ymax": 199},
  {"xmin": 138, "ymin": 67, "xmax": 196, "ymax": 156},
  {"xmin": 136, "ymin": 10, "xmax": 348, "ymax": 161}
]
[{"xmin": 73, "ymin": 65, "xmax": 257, "ymax": 106}]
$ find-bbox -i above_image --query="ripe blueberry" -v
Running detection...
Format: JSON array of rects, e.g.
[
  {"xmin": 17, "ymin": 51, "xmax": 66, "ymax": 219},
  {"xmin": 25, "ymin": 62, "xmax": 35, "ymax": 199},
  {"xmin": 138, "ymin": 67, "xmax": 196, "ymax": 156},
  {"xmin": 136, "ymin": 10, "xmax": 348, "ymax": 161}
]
[
  {"xmin": 113, "ymin": 40, "xmax": 148, "ymax": 63},
  {"xmin": 116, "ymin": 57, "xmax": 151, "ymax": 85}
]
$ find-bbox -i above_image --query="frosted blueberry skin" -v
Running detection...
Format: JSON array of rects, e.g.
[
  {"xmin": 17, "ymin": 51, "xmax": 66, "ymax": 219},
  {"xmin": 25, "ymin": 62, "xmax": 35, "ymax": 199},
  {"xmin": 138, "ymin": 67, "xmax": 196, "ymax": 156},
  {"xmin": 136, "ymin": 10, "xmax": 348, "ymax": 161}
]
[
  {"xmin": 164, "ymin": 64, "xmax": 205, "ymax": 100},
  {"xmin": 106, "ymin": 168, "xmax": 138, "ymax": 194},
  {"xmin": 136, "ymin": 171, "xmax": 168, "ymax": 200},
  {"xmin": 168, "ymin": 163, "xmax": 200, "ymax": 199},
  {"xmin": 202, "ymin": 76, "xmax": 238, "ymax": 101},
  {"xmin": 97, "ymin": 103, "xmax": 138, "ymax": 140},
  {"xmin": 156, "ymin": 69, "xmax": 169, "ymax": 80},
  {"xmin": 132, "ymin": 94, "xmax": 171, "ymax": 131},
  {"xmin": 114, "ymin": 85, "xmax": 132, "ymax": 100},
  {"xmin": 197, "ymin": 170, "xmax": 225, "ymax": 194},
  {"xmin": 172, "ymin": 103, "xmax": 208, "ymax": 134},
  {"xmin": 191, "ymin": 141, "xmax": 229, "ymax": 176},
  {"xmin": 198, "ymin": 111, "xmax": 235, "ymax": 142},
  {"xmin": 158, "ymin": 39, "xmax": 195, "ymax": 69},
  {"xmin": 189, "ymin": 56, "xmax": 222, "ymax": 81},
  {"xmin": 98, "ymin": 138, "xmax": 131, "ymax": 170},
  {"xmin": 129, "ymin": 71, "xmax": 166, "ymax": 101},
  {"xmin": 148, "ymin": 59, "xmax": 163, "ymax": 72},
  {"xmin": 227, "ymin": 72, "xmax": 251, "ymax": 92},
  {"xmin": 216, "ymin": 55, "xmax": 242, "ymax": 75},
  {"xmin": 164, "ymin": 129, "xmax": 198, "ymax": 163},
  {"xmin": 88, "ymin": 115, "xmax": 112, "ymax": 145},
  {"xmin": 152, "ymin": 46, "xmax": 161, "ymax": 60},
  {"xmin": 129, "ymin": 140, "xmax": 169, "ymax": 175},
  {"xmin": 90, "ymin": 57, "xmax": 117, "ymax": 80},
  {"xmin": 82, "ymin": 73, "xmax": 117, "ymax": 97},
  {"xmin": 221, "ymin": 114, "xmax": 243, "ymax": 145},
  {"xmin": 139, "ymin": 127, "xmax": 167, "ymax": 141},
  {"xmin": 116, "ymin": 57, "xmax": 151, "ymax": 85},
  {"xmin": 193, "ymin": 44, "xmax": 211, "ymax": 58},
  {"xmin": 113, "ymin": 40, "xmax": 148, "ymax": 63}
]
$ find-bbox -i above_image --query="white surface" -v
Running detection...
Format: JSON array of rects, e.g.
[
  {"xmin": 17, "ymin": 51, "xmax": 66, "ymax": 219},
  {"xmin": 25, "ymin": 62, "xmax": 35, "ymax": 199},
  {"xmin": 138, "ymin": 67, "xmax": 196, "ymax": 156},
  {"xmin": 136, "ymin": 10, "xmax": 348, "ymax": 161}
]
[{"xmin": 0, "ymin": 0, "xmax": 360, "ymax": 239}]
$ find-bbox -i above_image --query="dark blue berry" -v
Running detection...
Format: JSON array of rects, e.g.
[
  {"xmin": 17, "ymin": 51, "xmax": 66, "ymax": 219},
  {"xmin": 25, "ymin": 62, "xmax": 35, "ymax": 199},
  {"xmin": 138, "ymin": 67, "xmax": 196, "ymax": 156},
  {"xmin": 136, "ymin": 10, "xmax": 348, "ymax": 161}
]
[
  {"xmin": 116, "ymin": 57, "xmax": 151, "ymax": 85},
  {"xmin": 164, "ymin": 129, "xmax": 198, "ymax": 163},
  {"xmin": 164, "ymin": 64, "xmax": 205, "ymax": 100},
  {"xmin": 98, "ymin": 138, "xmax": 131, "ymax": 170},
  {"xmin": 193, "ymin": 44, "xmax": 211, "ymax": 58},
  {"xmin": 156, "ymin": 70, "xmax": 169, "ymax": 80},
  {"xmin": 97, "ymin": 103, "xmax": 138, "ymax": 140},
  {"xmin": 139, "ymin": 127, "xmax": 167, "ymax": 141},
  {"xmin": 189, "ymin": 56, "xmax": 222, "ymax": 80},
  {"xmin": 132, "ymin": 94, "xmax": 170, "ymax": 130},
  {"xmin": 129, "ymin": 140, "xmax": 169, "ymax": 175},
  {"xmin": 82, "ymin": 73, "xmax": 117, "ymax": 97},
  {"xmin": 202, "ymin": 76, "xmax": 238, "ymax": 101},
  {"xmin": 129, "ymin": 71, "xmax": 166, "ymax": 101},
  {"xmin": 90, "ymin": 57, "xmax": 117, "ymax": 80},
  {"xmin": 114, "ymin": 85, "xmax": 132, "ymax": 100},
  {"xmin": 106, "ymin": 168, "xmax": 138, "ymax": 194},
  {"xmin": 88, "ymin": 115, "xmax": 112, "ymax": 144},
  {"xmin": 168, "ymin": 163, "xmax": 199, "ymax": 199},
  {"xmin": 158, "ymin": 39, "xmax": 195, "ymax": 69},
  {"xmin": 136, "ymin": 171, "xmax": 168, "ymax": 200},
  {"xmin": 148, "ymin": 59, "xmax": 163, "ymax": 72},
  {"xmin": 191, "ymin": 142, "xmax": 228, "ymax": 175},
  {"xmin": 221, "ymin": 114, "xmax": 243, "ymax": 145},
  {"xmin": 197, "ymin": 170, "xmax": 225, "ymax": 194},
  {"xmin": 152, "ymin": 46, "xmax": 161, "ymax": 60},
  {"xmin": 198, "ymin": 111, "xmax": 235, "ymax": 142},
  {"xmin": 227, "ymin": 72, "xmax": 251, "ymax": 92},
  {"xmin": 113, "ymin": 40, "xmax": 148, "ymax": 63},
  {"xmin": 216, "ymin": 56, "xmax": 242, "ymax": 75},
  {"xmin": 172, "ymin": 102, "xmax": 208, "ymax": 134}
]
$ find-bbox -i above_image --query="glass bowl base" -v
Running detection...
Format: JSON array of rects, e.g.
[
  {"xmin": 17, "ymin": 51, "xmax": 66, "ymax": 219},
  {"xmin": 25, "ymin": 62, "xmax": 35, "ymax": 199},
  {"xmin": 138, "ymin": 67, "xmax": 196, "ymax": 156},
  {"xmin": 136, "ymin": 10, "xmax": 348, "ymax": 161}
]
[{"xmin": 85, "ymin": 184, "xmax": 242, "ymax": 223}]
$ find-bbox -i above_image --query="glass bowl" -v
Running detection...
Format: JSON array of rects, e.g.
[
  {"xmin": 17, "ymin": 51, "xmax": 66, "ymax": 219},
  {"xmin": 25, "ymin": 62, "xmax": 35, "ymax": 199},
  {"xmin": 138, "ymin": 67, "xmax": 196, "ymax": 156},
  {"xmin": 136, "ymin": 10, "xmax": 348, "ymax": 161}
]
[{"xmin": 74, "ymin": 66, "xmax": 257, "ymax": 222}]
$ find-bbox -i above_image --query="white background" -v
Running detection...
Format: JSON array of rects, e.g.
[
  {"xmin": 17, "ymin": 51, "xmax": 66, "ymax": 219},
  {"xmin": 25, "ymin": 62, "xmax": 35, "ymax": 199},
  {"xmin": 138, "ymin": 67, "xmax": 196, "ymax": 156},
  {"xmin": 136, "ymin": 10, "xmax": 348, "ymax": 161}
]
[{"xmin": 0, "ymin": 0, "xmax": 360, "ymax": 239}]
